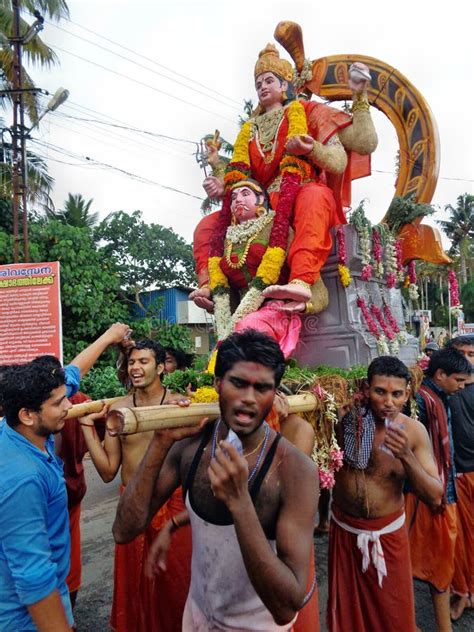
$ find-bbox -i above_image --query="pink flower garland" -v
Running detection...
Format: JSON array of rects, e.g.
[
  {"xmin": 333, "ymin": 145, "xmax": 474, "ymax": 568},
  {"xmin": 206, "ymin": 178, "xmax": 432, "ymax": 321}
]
[
  {"xmin": 370, "ymin": 304, "xmax": 396, "ymax": 341},
  {"xmin": 361, "ymin": 263, "xmax": 373, "ymax": 281},
  {"xmin": 386, "ymin": 272, "xmax": 397, "ymax": 289},
  {"xmin": 372, "ymin": 228, "xmax": 384, "ymax": 277},
  {"xmin": 408, "ymin": 260, "xmax": 417, "ymax": 283},
  {"xmin": 383, "ymin": 303, "xmax": 400, "ymax": 334},
  {"xmin": 448, "ymin": 270, "xmax": 460, "ymax": 306},
  {"xmin": 336, "ymin": 226, "xmax": 352, "ymax": 287},
  {"xmin": 357, "ymin": 296, "xmax": 380, "ymax": 336}
]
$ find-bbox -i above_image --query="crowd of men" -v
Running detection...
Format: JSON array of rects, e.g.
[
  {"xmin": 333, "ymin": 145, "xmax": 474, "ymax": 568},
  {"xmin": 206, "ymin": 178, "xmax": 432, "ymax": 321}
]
[{"xmin": 0, "ymin": 326, "xmax": 472, "ymax": 632}]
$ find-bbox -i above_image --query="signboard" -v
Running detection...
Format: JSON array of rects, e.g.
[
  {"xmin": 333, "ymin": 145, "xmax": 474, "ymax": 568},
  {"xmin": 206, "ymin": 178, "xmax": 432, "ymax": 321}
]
[
  {"xmin": 458, "ymin": 321, "xmax": 474, "ymax": 335},
  {"xmin": 0, "ymin": 262, "xmax": 62, "ymax": 365}
]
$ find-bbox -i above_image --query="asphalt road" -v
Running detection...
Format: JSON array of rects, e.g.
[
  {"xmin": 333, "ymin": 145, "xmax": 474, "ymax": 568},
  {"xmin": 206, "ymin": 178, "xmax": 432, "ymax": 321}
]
[{"xmin": 74, "ymin": 459, "xmax": 474, "ymax": 632}]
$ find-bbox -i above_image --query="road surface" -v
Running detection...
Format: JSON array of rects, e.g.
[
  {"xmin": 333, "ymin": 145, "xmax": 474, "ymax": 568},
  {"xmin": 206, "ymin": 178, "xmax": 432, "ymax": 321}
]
[{"xmin": 74, "ymin": 459, "xmax": 474, "ymax": 631}]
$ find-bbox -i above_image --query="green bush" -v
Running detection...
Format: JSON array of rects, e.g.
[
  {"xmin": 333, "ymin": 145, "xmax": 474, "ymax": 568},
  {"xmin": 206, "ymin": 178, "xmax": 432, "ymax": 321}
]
[{"xmin": 80, "ymin": 366, "xmax": 127, "ymax": 400}]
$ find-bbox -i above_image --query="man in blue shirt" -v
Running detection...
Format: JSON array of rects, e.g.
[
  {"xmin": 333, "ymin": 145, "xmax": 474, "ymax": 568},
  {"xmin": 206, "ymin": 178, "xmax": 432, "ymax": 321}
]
[
  {"xmin": 0, "ymin": 362, "xmax": 74, "ymax": 631},
  {"xmin": 406, "ymin": 348, "xmax": 471, "ymax": 632}
]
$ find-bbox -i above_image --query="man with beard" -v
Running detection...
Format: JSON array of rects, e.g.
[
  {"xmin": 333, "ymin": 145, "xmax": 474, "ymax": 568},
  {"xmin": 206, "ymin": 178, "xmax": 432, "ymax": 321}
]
[
  {"xmin": 80, "ymin": 338, "xmax": 189, "ymax": 632},
  {"xmin": 0, "ymin": 361, "xmax": 74, "ymax": 631},
  {"xmin": 113, "ymin": 329, "xmax": 319, "ymax": 631}
]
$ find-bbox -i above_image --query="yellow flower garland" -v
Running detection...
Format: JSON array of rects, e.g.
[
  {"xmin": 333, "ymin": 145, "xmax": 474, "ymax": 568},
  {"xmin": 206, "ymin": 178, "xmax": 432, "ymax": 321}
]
[
  {"xmin": 286, "ymin": 100, "xmax": 308, "ymax": 138},
  {"xmin": 255, "ymin": 246, "xmax": 286, "ymax": 285},
  {"xmin": 209, "ymin": 256, "xmax": 229, "ymax": 290}
]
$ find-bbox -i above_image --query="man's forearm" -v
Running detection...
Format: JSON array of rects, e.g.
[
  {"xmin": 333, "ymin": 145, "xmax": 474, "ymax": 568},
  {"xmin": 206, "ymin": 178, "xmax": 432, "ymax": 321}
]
[
  {"xmin": 113, "ymin": 435, "xmax": 173, "ymax": 543},
  {"xmin": 231, "ymin": 497, "xmax": 305, "ymax": 626},
  {"xmin": 27, "ymin": 589, "xmax": 72, "ymax": 631},
  {"xmin": 401, "ymin": 451, "xmax": 443, "ymax": 510}
]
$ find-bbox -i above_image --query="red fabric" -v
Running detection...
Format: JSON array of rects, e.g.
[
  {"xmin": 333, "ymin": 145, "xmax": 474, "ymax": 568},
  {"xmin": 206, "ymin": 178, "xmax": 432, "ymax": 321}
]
[
  {"xmin": 66, "ymin": 503, "xmax": 82, "ymax": 593},
  {"xmin": 405, "ymin": 493, "xmax": 457, "ymax": 592},
  {"xmin": 110, "ymin": 486, "xmax": 147, "ymax": 632},
  {"xmin": 139, "ymin": 488, "xmax": 192, "ymax": 632},
  {"xmin": 452, "ymin": 473, "xmax": 474, "ymax": 597},
  {"xmin": 327, "ymin": 504, "xmax": 416, "ymax": 632},
  {"xmin": 60, "ymin": 392, "xmax": 90, "ymax": 509},
  {"xmin": 417, "ymin": 384, "xmax": 452, "ymax": 499}
]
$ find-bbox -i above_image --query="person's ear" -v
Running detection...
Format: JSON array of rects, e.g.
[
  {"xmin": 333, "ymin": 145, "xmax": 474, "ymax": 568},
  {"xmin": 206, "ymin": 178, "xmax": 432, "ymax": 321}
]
[
  {"xmin": 156, "ymin": 362, "xmax": 165, "ymax": 376},
  {"xmin": 18, "ymin": 407, "xmax": 36, "ymax": 427},
  {"xmin": 214, "ymin": 377, "xmax": 221, "ymax": 394},
  {"xmin": 363, "ymin": 381, "xmax": 370, "ymax": 398}
]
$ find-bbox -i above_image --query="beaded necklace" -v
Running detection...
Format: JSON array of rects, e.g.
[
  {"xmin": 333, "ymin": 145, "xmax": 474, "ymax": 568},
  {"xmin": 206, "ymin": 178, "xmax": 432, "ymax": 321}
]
[{"xmin": 211, "ymin": 419, "xmax": 270, "ymax": 484}]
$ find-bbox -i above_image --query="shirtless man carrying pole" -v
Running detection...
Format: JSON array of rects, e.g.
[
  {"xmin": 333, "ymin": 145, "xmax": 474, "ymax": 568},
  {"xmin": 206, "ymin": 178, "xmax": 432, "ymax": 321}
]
[{"xmin": 327, "ymin": 356, "xmax": 443, "ymax": 632}]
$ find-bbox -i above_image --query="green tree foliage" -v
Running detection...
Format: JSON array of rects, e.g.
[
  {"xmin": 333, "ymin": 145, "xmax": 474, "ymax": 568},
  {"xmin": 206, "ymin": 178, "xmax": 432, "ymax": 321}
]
[
  {"xmin": 438, "ymin": 193, "xmax": 474, "ymax": 284},
  {"xmin": 45, "ymin": 193, "xmax": 99, "ymax": 228},
  {"xmin": 27, "ymin": 219, "xmax": 128, "ymax": 360},
  {"xmin": 460, "ymin": 280, "xmax": 474, "ymax": 322},
  {"xmin": 95, "ymin": 210, "xmax": 196, "ymax": 309},
  {"xmin": 80, "ymin": 366, "xmax": 126, "ymax": 400},
  {"xmin": 131, "ymin": 319, "xmax": 192, "ymax": 352}
]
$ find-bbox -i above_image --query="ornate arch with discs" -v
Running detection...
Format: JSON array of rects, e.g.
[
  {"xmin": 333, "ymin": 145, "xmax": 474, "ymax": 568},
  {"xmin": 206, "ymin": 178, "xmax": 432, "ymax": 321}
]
[{"xmin": 274, "ymin": 22, "xmax": 450, "ymax": 265}]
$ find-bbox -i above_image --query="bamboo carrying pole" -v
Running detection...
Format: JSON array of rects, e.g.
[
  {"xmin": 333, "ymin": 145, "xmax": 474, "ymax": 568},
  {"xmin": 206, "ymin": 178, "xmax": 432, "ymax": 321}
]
[
  {"xmin": 65, "ymin": 397, "xmax": 123, "ymax": 419},
  {"xmin": 107, "ymin": 393, "xmax": 318, "ymax": 435}
]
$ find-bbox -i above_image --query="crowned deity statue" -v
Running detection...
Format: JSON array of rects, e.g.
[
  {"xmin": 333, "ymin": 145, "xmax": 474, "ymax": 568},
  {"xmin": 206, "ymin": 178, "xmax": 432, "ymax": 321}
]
[{"xmin": 190, "ymin": 27, "xmax": 378, "ymax": 355}]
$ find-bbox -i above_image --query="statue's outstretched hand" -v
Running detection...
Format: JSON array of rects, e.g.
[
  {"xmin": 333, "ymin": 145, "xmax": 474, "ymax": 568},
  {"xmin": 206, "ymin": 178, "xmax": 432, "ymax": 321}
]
[
  {"xmin": 203, "ymin": 176, "xmax": 224, "ymax": 199},
  {"xmin": 285, "ymin": 134, "xmax": 314, "ymax": 156},
  {"xmin": 205, "ymin": 139, "xmax": 221, "ymax": 168},
  {"xmin": 189, "ymin": 287, "xmax": 214, "ymax": 313},
  {"xmin": 348, "ymin": 62, "xmax": 371, "ymax": 94}
]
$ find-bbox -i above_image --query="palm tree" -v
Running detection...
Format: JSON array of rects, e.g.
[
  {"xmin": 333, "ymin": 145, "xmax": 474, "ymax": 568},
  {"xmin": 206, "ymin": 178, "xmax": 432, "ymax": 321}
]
[
  {"xmin": 438, "ymin": 193, "xmax": 474, "ymax": 284},
  {"xmin": 46, "ymin": 193, "xmax": 98, "ymax": 229},
  {"xmin": 0, "ymin": 1, "xmax": 69, "ymax": 121}
]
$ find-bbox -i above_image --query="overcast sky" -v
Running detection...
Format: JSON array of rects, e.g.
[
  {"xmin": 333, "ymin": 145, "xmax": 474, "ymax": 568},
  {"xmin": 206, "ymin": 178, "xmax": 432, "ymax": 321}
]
[{"xmin": 24, "ymin": 0, "xmax": 474, "ymax": 245}]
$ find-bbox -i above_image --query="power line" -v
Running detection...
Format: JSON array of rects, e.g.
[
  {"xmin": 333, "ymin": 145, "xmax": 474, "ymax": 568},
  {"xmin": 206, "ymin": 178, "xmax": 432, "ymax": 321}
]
[
  {"xmin": 50, "ymin": 44, "xmax": 236, "ymax": 124},
  {"xmin": 44, "ymin": 20, "xmax": 242, "ymax": 113},
  {"xmin": 50, "ymin": 17, "xmax": 243, "ymax": 108},
  {"xmin": 31, "ymin": 138, "xmax": 204, "ymax": 201}
]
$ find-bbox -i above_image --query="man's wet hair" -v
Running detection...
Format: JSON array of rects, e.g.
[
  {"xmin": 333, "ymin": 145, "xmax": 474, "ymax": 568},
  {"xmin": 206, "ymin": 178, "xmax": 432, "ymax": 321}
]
[
  {"xmin": 446, "ymin": 334, "xmax": 474, "ymax": 349},
  {"xmin": 215, "ymin": 329, "xmax": 286, "ymax": 386},
  {"xmin": 131, "ymin": 339, "xmax": 166, "ymax": 365},
  {"xmin": 425, "ymin": 347, "xmax": 472, "ymax": 378},
  {"xmin": 1, "ymin": 359, "xmax": 66, "ymax": 428},
  {"xmin": 367, "ymin": 356, "xmax": 411, "ymax": 385}
]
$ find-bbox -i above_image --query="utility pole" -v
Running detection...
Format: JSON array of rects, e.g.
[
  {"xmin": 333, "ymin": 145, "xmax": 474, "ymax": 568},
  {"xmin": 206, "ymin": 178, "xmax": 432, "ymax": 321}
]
[{"xmin": 11, "ymin": 0, "xmax": 23, "ymax": 262}]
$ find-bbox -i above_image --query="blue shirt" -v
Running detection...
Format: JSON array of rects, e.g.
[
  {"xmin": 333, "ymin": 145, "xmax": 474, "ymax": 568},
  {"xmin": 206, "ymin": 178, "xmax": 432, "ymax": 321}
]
[
  {"xmin": 0, "ymin": 423, "xmax": 74, "ymax": 630},
  {"xmin": 64, "ymin": 364, "xmax": 80, "ymax": 398},
  {"xmin": 416, "ymin": 378, "xmax": 457, "ymax": 504}
]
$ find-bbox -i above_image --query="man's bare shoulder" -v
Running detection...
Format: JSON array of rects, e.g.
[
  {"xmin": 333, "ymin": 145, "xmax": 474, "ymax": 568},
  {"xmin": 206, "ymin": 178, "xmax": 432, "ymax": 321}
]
[
  {"xmin": 277, "ymin": 435, "xmax": 317, "ymax": 479},
  {"xmin": 399, "ymin": 412, "xmax": 429, "ymax": 445},
  {"xmin": 110, "ymin": 393, "xmax": 133, "ymax": 411}
]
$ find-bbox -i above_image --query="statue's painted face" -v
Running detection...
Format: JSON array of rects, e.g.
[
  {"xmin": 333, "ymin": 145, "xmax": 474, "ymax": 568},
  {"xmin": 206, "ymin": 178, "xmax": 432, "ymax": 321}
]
[
  {"xmin": 255, "ymin": 72, "xmax": 287, "ymax": 110},
  {"xmin": 231, "ymin": 186, "xmax": 261, "ymax": 223}
]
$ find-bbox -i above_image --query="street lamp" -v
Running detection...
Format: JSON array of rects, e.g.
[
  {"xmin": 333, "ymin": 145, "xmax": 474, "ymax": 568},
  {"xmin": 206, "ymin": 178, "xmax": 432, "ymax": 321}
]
[{"xmin": 29, "ymin": 87, "xmax": 70, "ymax": 131}]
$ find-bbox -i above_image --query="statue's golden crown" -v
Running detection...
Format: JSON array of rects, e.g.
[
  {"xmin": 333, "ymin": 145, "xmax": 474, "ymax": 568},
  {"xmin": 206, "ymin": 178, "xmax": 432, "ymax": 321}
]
[{"xmin": 254, "ymin": 43, "xmax": 294, "ymax": 83}]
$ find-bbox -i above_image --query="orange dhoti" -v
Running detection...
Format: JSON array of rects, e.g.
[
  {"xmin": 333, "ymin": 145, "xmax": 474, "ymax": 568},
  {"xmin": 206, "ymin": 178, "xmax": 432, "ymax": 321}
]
[
  {"xmin": 66, "ymin": 502, "xmax": 82, "ymax": 594},
  {"xmin": 327, "ymin": 504, "xmax": 416, "ymax": 632},
  {"xmin": 139, "ymin": 488, "xmax": 192, "ymax": 632},
  {"xmin": 451, "ymin": 473, "xmax": 474, "ymax": 597},
  {"xmin": 110, "ymin": 486, "xmax": 169, "ymax": 632},
  {"xmin": 405, "ymin": 492, "xmax": 457, "ymax": 592}
]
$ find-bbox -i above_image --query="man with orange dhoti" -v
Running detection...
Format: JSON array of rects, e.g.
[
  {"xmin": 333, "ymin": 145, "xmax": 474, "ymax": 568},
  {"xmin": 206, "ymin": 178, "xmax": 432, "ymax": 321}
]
[
  {"xmin": 81, "ymin": 339, "xmax": 190, "ymax": 632},
  {"xmin": 405, "ymin": 347, "xmax": 471, "ymax": 632},
  {"xmin": 444, "ymin": 336, "xmax": 474, "ymax": 622},
  {"xmin": 191, "ymin": 41, "xmax": 377, "ymax": 347},
  {"xmin": 328, "ymin": 356, "xmax": 443, "ymax": 632}
]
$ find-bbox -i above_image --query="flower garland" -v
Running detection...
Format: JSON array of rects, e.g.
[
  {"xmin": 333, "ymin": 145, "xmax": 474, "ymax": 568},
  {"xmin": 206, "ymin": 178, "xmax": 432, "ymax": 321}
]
[
  {"xmin": 350, "ymin": 203, "xmax": 372, "ymax": 281},
  {"xmin": 372, "ymin": 227, "xmax": 384, "ymax": 279},
  {"xmin": 310, "ymin": 386, "xmax": 344, "ymax": 489},
  {"xmin": 385, "ymin": 231, "xmax": 398, "ymax": 289},
  {"xmin": 407, "ymin": 261, "xmax": 419, "ymax": 301},
  {"xmin": 448, "ymin": 269, "xmax": 460, "ymax": 306},
  {"xmin": 208, "ymin": 100, "xmax": 311, "ymax": 340},
  {"xmin": 395, "ymin": 239, "xmax": 404, "ymax": 283},
  {"xmin": 357, "ymin": 296, "xmax": 390, "ymax": 355},
  {"xmin": 336, "ymin": 226, "xmax": 352, "ymax": 287}
]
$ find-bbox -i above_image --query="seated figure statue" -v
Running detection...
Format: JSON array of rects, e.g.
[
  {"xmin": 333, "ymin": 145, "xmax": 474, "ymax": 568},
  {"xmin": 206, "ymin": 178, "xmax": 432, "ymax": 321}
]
[
  {"xmin": 195, "ymin": 177, "xmax": 302, "ymax": 357},
  {"xmin": 191, "ymin": 40, "xmax": 377, "ymax": 330}
]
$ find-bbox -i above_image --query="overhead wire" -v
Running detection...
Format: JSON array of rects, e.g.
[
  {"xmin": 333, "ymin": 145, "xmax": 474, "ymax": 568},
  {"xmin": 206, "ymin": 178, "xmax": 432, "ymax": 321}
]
[
  {"xmin": 49, "ymin": 44, "xmax": 236, "ymax": 124},
  {"xmin": 44, "ymin": 20, "xmax": 242, "ymax": 113},
  {"xmin": 47, "ymin": 17, "xmax": 243, "ymax": 108},
  {"xmin": 31, "ymin": 138, "xmax": 204, "ymax": 202}
]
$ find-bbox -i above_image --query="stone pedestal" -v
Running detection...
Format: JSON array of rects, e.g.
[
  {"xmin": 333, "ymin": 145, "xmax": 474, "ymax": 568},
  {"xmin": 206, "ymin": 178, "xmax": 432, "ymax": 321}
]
[{"xmin": 294, "ymin": 225, "xmax": 419, "ymax": 368}]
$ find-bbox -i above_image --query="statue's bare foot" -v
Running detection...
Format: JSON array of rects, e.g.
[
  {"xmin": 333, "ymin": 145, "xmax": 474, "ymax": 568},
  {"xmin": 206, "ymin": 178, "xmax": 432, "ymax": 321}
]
[
  {"xmin": 263, "ymin": 283, "xmax": 311, "ymax": 302},
  {"xmin": 277, "ymin": 300, "xmax": 306, "ymax": 314}
]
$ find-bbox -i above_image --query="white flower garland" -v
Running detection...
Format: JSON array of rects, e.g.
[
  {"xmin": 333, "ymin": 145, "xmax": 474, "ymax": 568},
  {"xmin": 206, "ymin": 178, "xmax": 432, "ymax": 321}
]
[
  {"xmin": 213, "ymin": 293, "xmax": 232, "ymax": 340},
  {"xmin": 225, "ymin": 210, "xmax": 275, "ymax": 245},
  {"xmin": 230, "ymin": 286, "xmax": 265, "ymax": 329}
]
